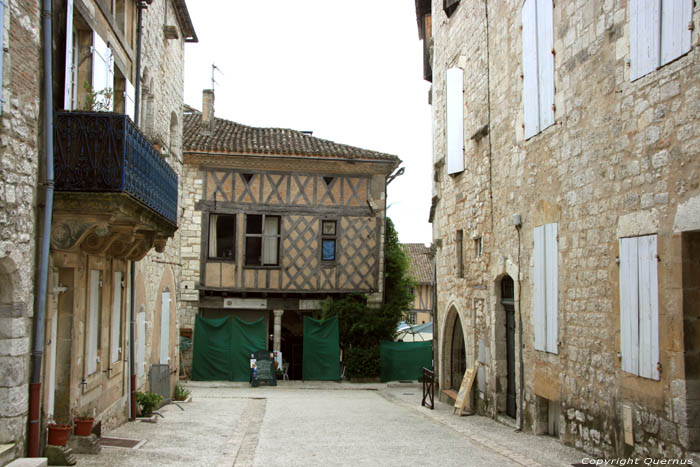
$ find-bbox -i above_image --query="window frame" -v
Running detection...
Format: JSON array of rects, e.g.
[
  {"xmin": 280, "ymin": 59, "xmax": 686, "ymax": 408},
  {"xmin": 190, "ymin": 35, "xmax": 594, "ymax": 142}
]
[
  {"xmin": 456, "ymin": 229, "xmax": 464, "ymax": 278},
  {"xmin": 244, "ymin": 214, "xmax": 281, "ymax": 267},
  {"xmin": 208, "ymin": 213, "xmax": 236, "ymax": 261},
  {"xmin": 321, "ymin": 219, "xmax": 337, "ymax": 263}
]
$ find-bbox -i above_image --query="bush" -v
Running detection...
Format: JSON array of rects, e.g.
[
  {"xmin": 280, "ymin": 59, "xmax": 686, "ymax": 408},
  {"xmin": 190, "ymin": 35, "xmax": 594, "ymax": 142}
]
[
  {"xmin": 135, "ymin": 391, "xmax": 162, "ymax": 416},
  {"xmin": 173, "ymin": 383, "xmax": 190, "ymax": 401},
  {"xmin": 344, "ymin": 345, "xmax": 380, "ymax": 378}
]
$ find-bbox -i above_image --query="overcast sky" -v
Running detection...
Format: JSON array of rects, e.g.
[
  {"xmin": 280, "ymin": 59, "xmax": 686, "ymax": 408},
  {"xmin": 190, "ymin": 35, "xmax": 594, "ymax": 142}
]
[{"xmin": 182, "ymin": 1, "xmax": 433, "ymax": 245}]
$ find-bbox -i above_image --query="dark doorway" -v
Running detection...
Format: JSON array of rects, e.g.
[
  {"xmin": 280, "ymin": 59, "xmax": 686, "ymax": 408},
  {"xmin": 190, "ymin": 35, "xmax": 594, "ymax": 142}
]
[
  {"xmin": 502, "ymin": 275, "xmax": 517, "ymax": 419},
  {"xmin": 682, "ymin": 232, "xmax": 700, "ymax": 449},
  {"xmin": 450, "ymin": 313, "xmax": 466, "ymax": 390},
  {"xmin": 280, "ymin": 311, "xmax": 304, "ymax": 380}
]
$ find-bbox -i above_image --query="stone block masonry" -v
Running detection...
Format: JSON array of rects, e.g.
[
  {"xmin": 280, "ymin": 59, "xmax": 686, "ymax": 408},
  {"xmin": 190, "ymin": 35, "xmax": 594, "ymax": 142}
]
[{"xmin": 427, "ymin": 0, "xmax": 700, "ymax": 459}]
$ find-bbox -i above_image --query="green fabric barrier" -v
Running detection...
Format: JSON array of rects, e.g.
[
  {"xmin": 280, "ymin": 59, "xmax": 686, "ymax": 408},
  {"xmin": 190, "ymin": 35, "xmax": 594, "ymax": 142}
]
[
  {"xmin": 380, "ymin": 340, "xmax": 433, "ymax": 382},
  {"xmin": 230, "ymin": 315, "xmax": 267, "ymax": 382},
  {"xmin": 191, "ymin": 315, "xmax": 267, "ymax": 381},
  {"xmin": 192, "ymin": 315, "xmax": 231, "ymax": 381},
  {"xmin": 302, "ymin": 316, "xmax": 340, "ymax": 381}
]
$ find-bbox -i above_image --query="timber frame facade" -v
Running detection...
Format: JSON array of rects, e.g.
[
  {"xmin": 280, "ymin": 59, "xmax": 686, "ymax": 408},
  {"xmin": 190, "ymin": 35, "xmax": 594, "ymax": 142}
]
[{"xmin": 179, "ymin": 93, "xmax": 400, "ymax": 378}]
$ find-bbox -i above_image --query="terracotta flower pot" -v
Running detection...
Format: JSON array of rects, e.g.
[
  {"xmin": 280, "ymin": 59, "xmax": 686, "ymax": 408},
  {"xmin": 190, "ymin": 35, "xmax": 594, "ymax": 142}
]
[
  {"xmin": 73, "ymin": 417, "xmax": 94, "ymax": 436},
  {"xmin": 47, "ymin": 424, "xmax": 72, "ymax": 446}
]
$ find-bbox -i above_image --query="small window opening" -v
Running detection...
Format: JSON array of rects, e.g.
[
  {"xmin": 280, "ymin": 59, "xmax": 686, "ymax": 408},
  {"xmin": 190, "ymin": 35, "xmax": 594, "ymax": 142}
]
[
  {"xmin": 323, "ymin": 176, "xmax": 335, "ymax": 186},
  {"xmin": 475, "ymin": 236, "xmax": 482, "ymax": 257},
  {"xmin": 321, "ymin": 220, "xmax": 337, "ymax": 262},
  {"xmin": 209, "ymin": 214, "xmax": 235, "ymax": 259},
  {"xmin": 243, "ymin": 173, "xmax": 254, "ymax": 184}
]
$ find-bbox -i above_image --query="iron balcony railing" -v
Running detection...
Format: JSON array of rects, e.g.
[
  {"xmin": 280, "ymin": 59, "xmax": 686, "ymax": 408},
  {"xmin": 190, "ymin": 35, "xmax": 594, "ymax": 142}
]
[{"xmin": 54, "ymin": 112, "xmax": 178, "ymax": 225}]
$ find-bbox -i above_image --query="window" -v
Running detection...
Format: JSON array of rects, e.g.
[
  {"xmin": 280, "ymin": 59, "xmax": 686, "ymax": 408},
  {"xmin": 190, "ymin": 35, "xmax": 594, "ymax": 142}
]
[
  {"xmin": 443, "ymin": 0, "xmax": 459, "ymax": 17},
  {"xmin": 87, "ymin": 269, "xmax": 102, "ymax": 375},
  {"xmin": 209, "ymin": 214, "xmax": 235, "ymax": 259},
  {"xmin": 522, "ymin": 0, "xmax": 554, "ymax": 139},
  {"xmin": 456, "ymin": 229, "xmax": 464, "ymax": 278},
  {"xmin": 534, "ymin": 223, "xmax": 558, "ymax": 354},
  {"xmin": 110, "ymin": 271, "xmax": 123, "ymax": 364},
  {"xmin": 475, "ymin": 236, "xmax": 483, "ymax": 257},
  {"xmin": 446, "ymin": 67, "xmax": 464, "ymax": 174},
  {"xmin": 619, "ymin": 234, "xmax": 659, "ymax": 380},
  {"xmin": 321, "ymin": 220, "xmax": 337, "ymax": 262},
  {"xmin": 245, "ymin": 214, "xmax": 280, "ymax": 266},
  {"xmin": 630, "ymin": 0, "xmax": 693, "ymax": 80},
  {"xmin": 91, "ymin": 31, "xmax": 114, "ymax": 111}
]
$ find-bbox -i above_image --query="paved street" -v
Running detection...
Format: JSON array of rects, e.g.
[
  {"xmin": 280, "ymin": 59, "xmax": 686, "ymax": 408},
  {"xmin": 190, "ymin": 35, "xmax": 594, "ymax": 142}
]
[{"xmin": 74, "ymin": 382, "xmax": 585, "ymax": 467}]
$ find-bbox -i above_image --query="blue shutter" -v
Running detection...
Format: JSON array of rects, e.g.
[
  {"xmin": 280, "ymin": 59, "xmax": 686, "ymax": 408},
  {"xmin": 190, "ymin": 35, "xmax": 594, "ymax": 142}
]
[
  {"xmin": 446, "ymin": 67, "xmax": 464, "ymax": 174},
  {"xmin": 619, "ymin": 237, "xmax": 640, "ymax": 375},
  {"xmin": 533, "ymin": 225, "xmax": 546, "ymax": 351},
  {"xmin": 536, "ymin": 0, "xmax": 554, "ymax": 132},
  {"xmin": 630, "ymin": 0, "xmax": 661, "ymax": 80},
  {"xmin": 522, "ymin": 0, "xmax": 539, "ymax": 138},
  {"xmin": 544, "ymin": 223, "xmax": 558, "ymax": 354},
  {"xmin": 660, "ymin": 0, "xmax": 693, "ymax": 65}
]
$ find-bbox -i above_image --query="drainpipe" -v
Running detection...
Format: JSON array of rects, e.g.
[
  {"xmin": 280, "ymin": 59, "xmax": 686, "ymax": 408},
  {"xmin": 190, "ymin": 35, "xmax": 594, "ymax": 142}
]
[
  {"xmin": 129, "ymin": 0, "xmax": 150, "ymax": 422},
  {"xmin": 28, "ymin": 0, "xmax": 54, "ymax": 457}
]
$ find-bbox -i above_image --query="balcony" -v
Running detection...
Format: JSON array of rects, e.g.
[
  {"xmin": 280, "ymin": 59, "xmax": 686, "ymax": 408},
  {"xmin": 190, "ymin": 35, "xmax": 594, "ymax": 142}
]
[{"xmin": 52, "ymin": 112, "xmax": 178, "ymax": 260}]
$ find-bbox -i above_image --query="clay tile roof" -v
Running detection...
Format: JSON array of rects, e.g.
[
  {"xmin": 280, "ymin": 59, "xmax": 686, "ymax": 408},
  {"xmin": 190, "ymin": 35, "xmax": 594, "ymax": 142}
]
[
  {"xmin": 182, "ymin": 105, "xmax": 399, "ymax": 163},
  {"xmin": 400, "ymin": 243, "xmax": 434, "ymax": 285}
]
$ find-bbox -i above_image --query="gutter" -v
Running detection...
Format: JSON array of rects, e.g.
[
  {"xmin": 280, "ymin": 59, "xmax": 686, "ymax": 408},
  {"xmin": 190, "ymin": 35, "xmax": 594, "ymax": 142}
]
[{"xmin": 28, "ymin": 0, "xmax": 54, "ymax": 456}]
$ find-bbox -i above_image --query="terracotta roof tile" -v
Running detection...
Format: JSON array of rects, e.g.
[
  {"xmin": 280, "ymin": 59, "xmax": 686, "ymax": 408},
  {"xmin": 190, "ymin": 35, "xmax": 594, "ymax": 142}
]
[
  {"xmin": 400, "ymin": 243, "xmax": 434, "ymax": 284},
  {"xmin": 183, "ymin": 106, "xmax": 399, "ymax": 163}
]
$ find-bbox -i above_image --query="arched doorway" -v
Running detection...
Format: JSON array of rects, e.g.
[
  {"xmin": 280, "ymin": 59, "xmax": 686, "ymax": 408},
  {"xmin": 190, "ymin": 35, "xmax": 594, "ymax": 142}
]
[
  {"xmin": 501, "ymin": 275, "xmax": 516, "ymax": 419},
  {"xmin": 449, "ymin": 311, "xmax": 466, "ymax": 390}
]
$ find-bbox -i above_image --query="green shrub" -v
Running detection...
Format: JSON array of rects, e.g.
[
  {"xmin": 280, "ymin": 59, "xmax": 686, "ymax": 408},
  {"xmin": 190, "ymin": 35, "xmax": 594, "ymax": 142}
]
[
  {"xmin": 173, "ymin": 383, "xmax": 190, "ymax": 401},
  {"xmin": 135, "ymin": 392, "xmax": 162, "ymax": 417},
  {"xmin": 344, "ymin": 345, "xmax": 380, "ymax": 378}
]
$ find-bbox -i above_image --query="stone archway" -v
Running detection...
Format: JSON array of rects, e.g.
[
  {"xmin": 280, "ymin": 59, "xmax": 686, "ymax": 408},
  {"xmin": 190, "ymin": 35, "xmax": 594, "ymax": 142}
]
[{"xmin": 441, "ymin": 305, "xmax": 467, "ymax": 391}]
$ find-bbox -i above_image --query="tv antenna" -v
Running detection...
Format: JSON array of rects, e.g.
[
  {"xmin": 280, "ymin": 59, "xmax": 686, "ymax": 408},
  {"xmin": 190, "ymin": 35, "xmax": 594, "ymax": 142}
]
[{"xmin": 211, "ymin": 63, "xmax": 223, "ymax": 91}]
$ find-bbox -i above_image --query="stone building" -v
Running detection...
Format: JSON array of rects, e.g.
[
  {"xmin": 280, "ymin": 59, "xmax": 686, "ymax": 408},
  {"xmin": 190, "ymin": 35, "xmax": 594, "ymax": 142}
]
[
  {"xmin": 5, "ymin": 0, "xmax": 197, "ymax": 460},
  {"xmin": 179, "ymin": 91, "xmax": 400, "ymax": 380},
  {"xmin": 0, "ymin": 0, "xmax": 42, "ymax": 463},
  {"xmin": 400, "ymin": 243, "xmax": 434, "ymax": 325},
  {"xmin": 415, "ymin": 0, "xmax": 700, "ymax": 459}
]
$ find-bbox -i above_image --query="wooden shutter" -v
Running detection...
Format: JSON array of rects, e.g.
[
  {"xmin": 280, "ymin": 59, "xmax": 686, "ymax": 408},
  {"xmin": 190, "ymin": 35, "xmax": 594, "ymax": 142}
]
[
  {"xmin": 522, "ymin": 0, "xmax": 539, "ymax": 139},
  {"xmin": 64, "ymin": 0, "xmax": 74, "ymax": 110},
  {"xmin": 160, "ymin": 291, "xmax": 170, "ymax": 364},
  {"xmin": 137, "ymin": 310, "xmax": 146, "ymax": 378},
  {"xmin": 660, "ymin": 0, "xmax": 692, "ymax": 65},
  {"xmin": 536, "ymin": 0, "xmax": 554, "ymax": 132},
  {"xmin": 619, "ymin": 237, "xmax": 640, "ymax": 375},
  {"xmin": 111, "ymin": 272, "xmax": 123, "ymax": 364},
  {"xmin": 446, "ymin": 67, "xmax": 464, "ymax": 174},
  {"xmin": 533, "ymin": 225, "xmax": 546, "ymax": 351},
  {"xmin": 87, "ymin": 269, "xmax": 100, "ymax": 375},
  {"xmin": 545, "ymin": 223, "xmax": 558, "ymax": 354},
  {"xmin": 630, "ymin": 0, "xmax": 661, "ymax": 80},
  {"xmin": 125, "ymin": 79, "xmax": 135, "ymax": 120},
  {"xmin": 637, "ymin": 235, "xmax": 659, "ymax": 380}
]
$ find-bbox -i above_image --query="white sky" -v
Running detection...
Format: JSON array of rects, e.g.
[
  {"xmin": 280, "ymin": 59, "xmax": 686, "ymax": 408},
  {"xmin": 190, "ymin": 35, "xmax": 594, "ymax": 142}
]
[{"xmin": 182, "ymin": 1, "xmax": 433, "ymax": 245}]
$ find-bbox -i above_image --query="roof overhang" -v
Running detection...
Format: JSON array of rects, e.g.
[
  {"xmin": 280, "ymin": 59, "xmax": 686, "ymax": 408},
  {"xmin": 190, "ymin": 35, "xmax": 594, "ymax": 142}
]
[{"xmin": 173, "ymin": 0, "xmax": 198, "ymax": 42}]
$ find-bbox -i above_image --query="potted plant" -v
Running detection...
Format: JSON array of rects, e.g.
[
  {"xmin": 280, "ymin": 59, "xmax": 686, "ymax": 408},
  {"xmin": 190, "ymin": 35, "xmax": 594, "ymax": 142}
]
[
  {"xmin": 73, "ymin": 410, "xmax": 95, "ymax": 436},
  {"xmin": 47, "ymin": 423, "xmax": 72, "ymax": 446},
  {"xmin": 135, "ymin": 391, "xmax": 163, "ymax": 417},
  {"xmin": 173, "ymin": 383, "xmax": 190, "ymax": 402}
]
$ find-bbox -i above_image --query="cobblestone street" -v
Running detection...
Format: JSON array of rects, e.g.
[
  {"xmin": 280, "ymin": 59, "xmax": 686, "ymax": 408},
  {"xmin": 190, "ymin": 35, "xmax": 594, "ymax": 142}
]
[{"xmin": 74, "ymin": 382, "xmax": 585, "ymax": 467}]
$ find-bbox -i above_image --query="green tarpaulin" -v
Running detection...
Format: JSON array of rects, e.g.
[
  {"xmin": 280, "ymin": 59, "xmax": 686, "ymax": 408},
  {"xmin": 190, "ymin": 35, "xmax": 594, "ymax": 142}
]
[
  {"xmin": 192, "ymin": 314, "xmax": 267, "ymax": 381},
  {"xmin": 380, "ymin": 340, "xmax": 433, "ymax": 382},
  {"xmin": 302, "ymin": 316, "xmax": 340, "ymax": 381}
]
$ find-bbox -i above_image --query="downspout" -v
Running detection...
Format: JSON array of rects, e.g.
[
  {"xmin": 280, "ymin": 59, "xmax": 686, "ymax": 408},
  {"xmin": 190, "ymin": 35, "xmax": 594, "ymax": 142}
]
[
  {"xmin": 29, "ymin": 0, "xmax": 54, "ymax": 457},
  {"xmin": 129, "ymin": 0, "xmax": 149, "ymax": 421}
]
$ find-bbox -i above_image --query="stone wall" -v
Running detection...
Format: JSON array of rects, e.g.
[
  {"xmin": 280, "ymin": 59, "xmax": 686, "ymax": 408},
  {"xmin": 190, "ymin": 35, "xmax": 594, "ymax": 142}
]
[
  {"xmin": 0, "ymin": 0, "xmax": 41, "ymax": 461},
  {"xmin": 429, "ymin": 0, "xmax": 700, "ymax": 459}
]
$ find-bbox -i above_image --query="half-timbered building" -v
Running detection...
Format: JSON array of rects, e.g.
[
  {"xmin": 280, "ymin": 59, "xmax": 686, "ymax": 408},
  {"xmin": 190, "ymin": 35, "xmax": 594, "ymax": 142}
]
[
  {"xmin": 180, "ymin": 91, "xmax": 400, "ymax": 379},
  {"xmin": 400, "ymin": 243, "xmax": 434, "ymax": 325}
]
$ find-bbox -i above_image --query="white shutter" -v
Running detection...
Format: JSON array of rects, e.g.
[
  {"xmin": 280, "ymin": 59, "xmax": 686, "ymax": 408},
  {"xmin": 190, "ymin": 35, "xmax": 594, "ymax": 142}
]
[
  {"xmin": 522, "ymin": 0, "xmax": 539, "ymax": 139},
  {"xmin": 446, "ymin": 67, "xmax": 464, "ymax": 174},
  {"xmin": 533, "ymin": 225, "xmax": 546, "ymax": 351},
  {"xmin": 87, "ymin": 270, "xmax": 100, "ymax": 375},
  {"xmin": 660, "ymin": 0, "xmax": 693, "ymax": 65},
  {"xmin": 619, "ymin": 237, "xmax": 640, "ymax": 375},
  {"xmin": 125, "ymin": 79, "xmax": 135, "ymax": 120},
  {"xmin": 160, "ymin": 291, "xmax": 170, "ymax": 364},
  {"xmin": 545, "ymin": 223, "xmax": 558, "ymax": 354},
  {"xmin": 630, "ymin": 0, "xmax": 661, "ymax": 80},
  {"xmin": 0, "ymin": 2, "xmax": 5, "ymax": 115},
  {"xmin": 111, "ymin": 272, "xmax": 123, "ymax": 364},
  {"xmin": 91, "ymin": 31, "xmax": 114, "ymax": 110},
  {"xmin": 536, "ymin": 0, "xmax": 554, "ymax": 132},
  {"xmin": 637, "ymin": 235, "xmax": 659, "ymax": 380},
  {"xmin": 64, "ymin": 0, "xmax": 74, "ymax": 110},
  {"xmin": 137, "ymin": 311, "xmax": 146, "ymax": 378}
]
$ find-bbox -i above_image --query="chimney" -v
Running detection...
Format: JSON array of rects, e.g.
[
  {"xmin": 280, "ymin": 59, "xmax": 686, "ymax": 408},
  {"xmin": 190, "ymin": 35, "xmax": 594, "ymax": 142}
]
[{"xmin": 201, "ymin": 89, "xmax": 215, "ymax": 134}]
